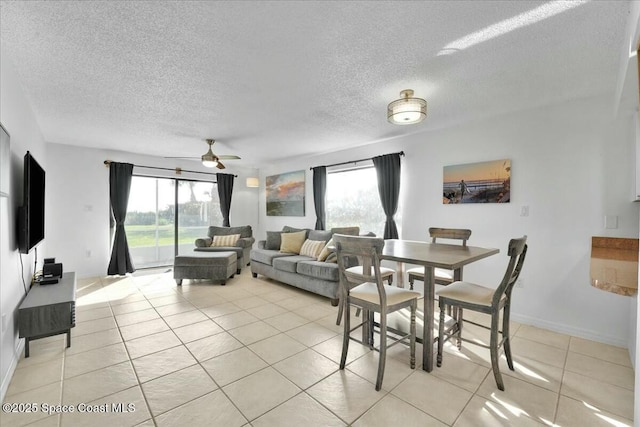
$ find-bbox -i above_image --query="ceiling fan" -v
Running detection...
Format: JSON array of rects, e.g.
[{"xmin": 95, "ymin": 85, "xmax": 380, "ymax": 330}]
[{"xmin": 166, "ymin": 139, "xmax": 241, "ymax": 169}]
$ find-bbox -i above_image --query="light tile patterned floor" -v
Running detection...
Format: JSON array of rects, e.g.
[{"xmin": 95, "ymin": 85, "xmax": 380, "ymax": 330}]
[{"xmin": 1, "ymin": 269, "xmax": 634, "ymax": 426}]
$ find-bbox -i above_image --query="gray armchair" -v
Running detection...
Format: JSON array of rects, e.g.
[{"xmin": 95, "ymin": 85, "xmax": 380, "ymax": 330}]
[{"xmin": 195, "ymin": 225, "xmax": 255, "ymax": 273}]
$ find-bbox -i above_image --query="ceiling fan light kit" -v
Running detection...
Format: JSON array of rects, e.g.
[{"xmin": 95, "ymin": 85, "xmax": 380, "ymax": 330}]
[{"xmin": 387, "ymin": 89, "xmax": 427, "ymax": 125}]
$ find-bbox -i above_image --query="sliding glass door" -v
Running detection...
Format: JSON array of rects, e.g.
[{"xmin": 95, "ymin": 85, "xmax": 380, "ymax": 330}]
[
  {"xmin": 177, "ymin": 181, "xmax": 222, "ymax": 256},
  {"xmin": 125, "ymin": 176, "xmax": 220, "ymax": 268}
]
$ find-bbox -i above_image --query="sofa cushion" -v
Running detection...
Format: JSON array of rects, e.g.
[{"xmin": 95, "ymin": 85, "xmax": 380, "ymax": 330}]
[
  {"xmin": 297, "ymin": 260, "xmax": 339, "ymax": 282},
  {"xmin": 208, "ymin": 225, "xmax": 253, "ymax": 239},
  {"xmin": 265, "ymin": 231, "xmax": 282, "ymax": 250},
  {"xmin": 308, "ymin": 230, "xmax": 332, "ymax": 242},
  {"xmin": 280, "ymin": 230, "xmax": 306, "ymax": 254},
  {"xmin": 212, "ymin": 234, "xmax": 240, "ymax": 247},
  {"xmin": 273, "ymin": 255, "xmax": 315, "ymax": 273},
  {"xmin": 250, "ymin": 249, "xmax": 291, "ymax": 266}
]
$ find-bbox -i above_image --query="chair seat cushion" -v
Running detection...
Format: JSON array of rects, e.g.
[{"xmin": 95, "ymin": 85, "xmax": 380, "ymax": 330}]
[
  {"xmin": 346, "ymin": 266, "xmax": 394, "ymax": 278},
  {"xmin": 436, "ymin": 281, "xmax": 502, "ymax": 307},
  {"xmin": 350, "ymin": 282, "xmax": 420, "ymax": 306},
  {"xmin": 406, "ymin": 266, "xmax": 454, "ymax": 281}
]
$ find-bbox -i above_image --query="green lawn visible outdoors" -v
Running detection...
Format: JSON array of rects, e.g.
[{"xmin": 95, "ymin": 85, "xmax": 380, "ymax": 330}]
[{"xmin": 125, "ymin": 225, "xmax": 207, "ymax": 247}]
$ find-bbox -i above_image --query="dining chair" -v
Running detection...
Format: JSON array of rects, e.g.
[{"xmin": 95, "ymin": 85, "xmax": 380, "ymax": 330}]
[
  {"xmin": 334, "ymin": 234, "xmax": 420, "ymax": 391},
  {"xmin": 436, "ymin": 236, "xmax": 528, "ymax": 391},
  {"xmin": 336, "ymin": 265, "xmax": 395, "ymax": 325},
  {"xmin": 407, "ymin": 227, "xmax": 472, "ymax": 290}
]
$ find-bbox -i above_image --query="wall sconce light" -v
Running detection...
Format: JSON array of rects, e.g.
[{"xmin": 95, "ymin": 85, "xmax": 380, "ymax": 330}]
[{"xmin": 246, "ymin": 177, "xmax": 259, "ymax": 188}]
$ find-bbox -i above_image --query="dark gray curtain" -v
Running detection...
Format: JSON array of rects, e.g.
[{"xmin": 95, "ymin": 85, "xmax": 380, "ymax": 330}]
[
  {"xmin": 107, "ymin": 162, "xmax": 135, "ymax": 275},
  {"xmin": 312, "ymin": 166, "xmax": 327, "ymax": 230},
  {"xmin": 372, "ymin": 153, "xmax": 401, "ymax": 239},
  {"xmin": 217, "ymin": 173, "xmax": 234, "ymax": 227}
]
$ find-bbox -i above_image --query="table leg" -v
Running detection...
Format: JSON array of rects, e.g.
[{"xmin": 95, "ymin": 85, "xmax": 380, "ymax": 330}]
[
  {"xmin": 423, "ymin": 265, "xmax": 435, "ymax": 372},
  {"xmin": 396, "ymin": 261, "xmax": 405, "ymax": 288}
]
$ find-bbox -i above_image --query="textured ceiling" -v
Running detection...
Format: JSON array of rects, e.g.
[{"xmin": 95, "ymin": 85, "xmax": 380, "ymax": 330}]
[{"xmin": 0, "ymin": 1, "xmax": 631, "ymax": 167}]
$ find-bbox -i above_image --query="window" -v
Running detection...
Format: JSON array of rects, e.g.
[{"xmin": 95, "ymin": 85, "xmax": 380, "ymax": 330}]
[
  {"xmin": 326, "ymin": 165, "xmax": 387, "ymax": 237},
  {"xmin": 124, "ymin": 176, "xmax": 221, "ymax": 268}
]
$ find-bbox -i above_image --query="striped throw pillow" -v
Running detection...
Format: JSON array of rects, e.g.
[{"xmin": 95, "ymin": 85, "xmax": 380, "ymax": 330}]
[
  {"xmin": 211, "ymin": 234, "xmax": 240, "ymax": 247},
  {"xmin": 299, "ymin": 239, "xmax": 326, "ymax": 258}
]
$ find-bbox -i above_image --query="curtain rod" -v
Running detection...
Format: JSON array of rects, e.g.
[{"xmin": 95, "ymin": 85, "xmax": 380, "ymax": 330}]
[
  {"xmin": 103, "ymin": 160, "xmax": 237, "ymax": 177},
  {"xmin": 309, "ymin": 151, "xmax": 405, "ymax": 170}
]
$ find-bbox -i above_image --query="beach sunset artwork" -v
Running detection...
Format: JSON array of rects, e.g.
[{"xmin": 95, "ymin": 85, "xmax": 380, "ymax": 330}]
[
  {"xmin": 266, "ymin": 170, "xmax": 306, "ymax": 216},
  {"xmin": 443, "ymin": 159, "xmax": 511, "ymax": 204}
]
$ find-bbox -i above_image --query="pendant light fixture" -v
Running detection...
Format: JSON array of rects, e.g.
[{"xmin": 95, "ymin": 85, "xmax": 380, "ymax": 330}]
[
  {"xmin": 387, "ymin": 89, "xmax": 427, "ymax": 125},
  {"xmin": 201, "ymin": 139, "xmax": 218, "ymax": 168}
]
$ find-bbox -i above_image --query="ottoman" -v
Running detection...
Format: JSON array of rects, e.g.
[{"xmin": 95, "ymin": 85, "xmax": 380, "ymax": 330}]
[{"xmin": 173, "ymin": 251, "xmax": 237, "ymax": 286}]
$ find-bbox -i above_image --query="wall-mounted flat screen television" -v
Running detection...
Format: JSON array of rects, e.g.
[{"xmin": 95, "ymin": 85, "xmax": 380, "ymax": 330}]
[{"xmin": 18, "ymin": 151, "xmax": 45, "ymax": 254}]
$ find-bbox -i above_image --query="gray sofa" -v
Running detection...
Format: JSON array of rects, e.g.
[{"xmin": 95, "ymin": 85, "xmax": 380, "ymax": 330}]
[
  {"xmin": 250, "ymin": 226, "xmax": 361, "ymax": 305},
  {"xmin": 195, "ymin": 225, "xmax": 255, "ymax": 273}
]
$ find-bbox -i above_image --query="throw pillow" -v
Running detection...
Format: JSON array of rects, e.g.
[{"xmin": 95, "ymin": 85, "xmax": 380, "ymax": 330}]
[
  {"xmin": 317, "ymin": 238, "xmax": 334, "ymax": 262},
  {"xmin": 280, "ymin": 230, "xmax": 307, "ymax": 254},
  {"xmin": 265, "ymin": 231, "xmax": 282, "ymax": 250},
  {"xmin": 308, "ymin": 229, "xmax": 332, "ymax": 242},
  {"xmin": 211, "ymin": 234, "xmax": 240, "ymax": 247},
  {"xmin": 299, "ymin": 239, "xmax": 326, "ymax": 258},
  {"xmin": 324, "ymin": 252, "xmax": 338, "ymax": 263}
]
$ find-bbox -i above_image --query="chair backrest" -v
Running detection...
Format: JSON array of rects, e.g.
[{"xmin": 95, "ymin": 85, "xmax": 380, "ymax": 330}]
[
  {"xmin": 429, "ymin": 227, "xmax": 472, "ymax": 247},
  {"xmin": 333, "ymin": 234, "xmax": 388, "ymax": 305},
  {"xmin": 492, "ymin": 236, "xmax": 528, "ymax": 306}
]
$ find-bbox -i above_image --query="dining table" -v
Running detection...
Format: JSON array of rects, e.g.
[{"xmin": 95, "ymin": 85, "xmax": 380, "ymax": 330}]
[{"xmin": 381, "ymin": 239, "xmax": 499, "ymax": 372}]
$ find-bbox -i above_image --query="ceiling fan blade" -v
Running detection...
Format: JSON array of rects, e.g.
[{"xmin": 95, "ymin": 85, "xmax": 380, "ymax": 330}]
[
  {"xmin": 163, "ymin": 156, "xmax": 200, "ymax": 159},
  {"xmin": 216, "ymin": 161, "xmax": 226, "ymax": 170},
  {"xmin": 217, "ymin": 155, "xmax": 241, "ymax": 160}
]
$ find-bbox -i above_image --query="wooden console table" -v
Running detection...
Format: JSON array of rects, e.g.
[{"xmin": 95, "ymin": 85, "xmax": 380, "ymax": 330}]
[{"xmin": 18, "ymin": 271, "xmax": 76, "ymax": 357}]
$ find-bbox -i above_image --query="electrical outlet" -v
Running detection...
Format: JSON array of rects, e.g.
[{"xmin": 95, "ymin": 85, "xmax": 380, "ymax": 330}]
[
  {"xmin": 86, "ymin": 249, "xmax": 92, "ymax": 258},
  {"xmin": 516, "ymin": 278, "xmax": 524, "ymax": 288}
]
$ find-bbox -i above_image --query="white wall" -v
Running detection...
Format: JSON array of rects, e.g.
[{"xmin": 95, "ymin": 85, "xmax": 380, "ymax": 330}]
[
  {"xmin": 0, "ymin": 53, "xmax": 48, "ymax": 401},
  {"xmin": 45, "ymin": 143, "xmax": 259, "ymax": 278},
  {"xmin": 258, "ymin": 94, "xmax": 638, "ymax": 347}
]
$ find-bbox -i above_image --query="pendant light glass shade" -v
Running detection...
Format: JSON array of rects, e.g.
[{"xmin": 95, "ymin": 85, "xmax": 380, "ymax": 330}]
[
  {"xmin": 202, "ymin": 141, "xmax": 218, "ymax": 167},
  {"xmin": 202, "ymin": 149, "xmax": 218, "ymax": 168},
  {"xmin": 387, "ymin": 89, "xmax": 427, "ymax": 125}
]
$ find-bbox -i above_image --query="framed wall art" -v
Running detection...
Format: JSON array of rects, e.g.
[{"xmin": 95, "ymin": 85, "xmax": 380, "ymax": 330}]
[
  {"xmin": 443, "ymin": 159, "xmax": 510, "ymax": 204},
  {"xmin": 266, "ymin": 170, "xmax": 306, "ymax": 216}
]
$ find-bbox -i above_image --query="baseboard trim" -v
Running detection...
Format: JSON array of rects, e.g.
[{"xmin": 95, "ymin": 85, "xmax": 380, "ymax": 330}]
[
  {"xmin": 511, "ymin": 313, "xmax": 628, "ymax": 348},
  {"xmin": 1, "ymin": 338, "xmax": 24, "ymax": 403}
]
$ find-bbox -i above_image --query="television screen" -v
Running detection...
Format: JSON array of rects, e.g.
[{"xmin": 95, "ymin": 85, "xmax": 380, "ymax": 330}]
[{"xmin": 18, "ymin": 151, "xmax": 45, "ymax": 254}]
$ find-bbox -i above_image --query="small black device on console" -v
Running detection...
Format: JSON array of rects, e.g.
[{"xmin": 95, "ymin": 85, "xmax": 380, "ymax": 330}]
[
  {"xmin": 39, "ymin": 257, "xmax": 63, "ymax": 285},
  {"xmin": 43, "ymin": 262, "xmax": 63, "ymax": 279}
]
